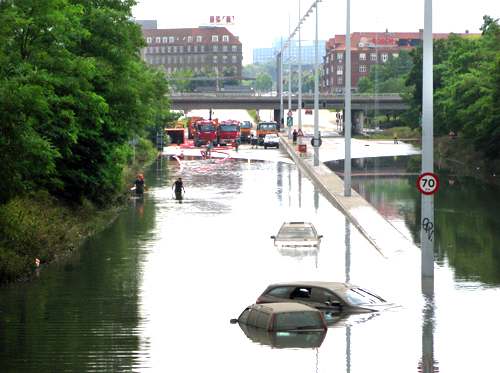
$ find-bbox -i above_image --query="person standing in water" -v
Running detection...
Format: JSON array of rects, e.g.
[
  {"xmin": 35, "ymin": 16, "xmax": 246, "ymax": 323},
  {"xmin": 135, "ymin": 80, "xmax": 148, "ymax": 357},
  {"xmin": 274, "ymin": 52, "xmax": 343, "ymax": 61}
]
[
  {"xmin": 172, "ymin": 177, "xmax": 185, "ymax": 199},
  {"xmin": 134, "ymin": 174, "xmax": 146, "ymax": 194}
]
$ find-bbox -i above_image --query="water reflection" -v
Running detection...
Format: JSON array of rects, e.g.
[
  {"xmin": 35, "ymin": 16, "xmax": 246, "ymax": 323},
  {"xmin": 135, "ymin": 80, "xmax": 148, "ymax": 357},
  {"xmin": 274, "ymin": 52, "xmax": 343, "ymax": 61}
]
[{"xmin": 326, "ymin": 155, "xmax": 500, "ymax": 286}]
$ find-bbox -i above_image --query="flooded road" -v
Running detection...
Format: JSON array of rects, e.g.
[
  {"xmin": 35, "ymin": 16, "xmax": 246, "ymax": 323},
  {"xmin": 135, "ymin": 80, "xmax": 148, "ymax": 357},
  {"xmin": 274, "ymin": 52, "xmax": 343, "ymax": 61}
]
[{"xmin": 1, "ymin": 152, "xmax": 500, "ymax": 372}]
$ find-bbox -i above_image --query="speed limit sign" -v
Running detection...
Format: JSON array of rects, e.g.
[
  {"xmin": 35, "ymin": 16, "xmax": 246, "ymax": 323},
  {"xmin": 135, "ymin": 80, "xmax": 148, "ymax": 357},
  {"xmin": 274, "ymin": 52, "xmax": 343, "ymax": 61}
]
[{"xmin": 417, "ymin": 172, "xmax": 439, "ymax": 195}]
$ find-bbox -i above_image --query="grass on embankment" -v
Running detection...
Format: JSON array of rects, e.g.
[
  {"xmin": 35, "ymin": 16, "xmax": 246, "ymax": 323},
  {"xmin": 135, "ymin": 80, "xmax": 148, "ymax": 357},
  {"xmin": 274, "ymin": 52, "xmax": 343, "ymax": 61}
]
[{"xmin": 0, "ymin": 139, "xmax": 157, "ymax": 285}]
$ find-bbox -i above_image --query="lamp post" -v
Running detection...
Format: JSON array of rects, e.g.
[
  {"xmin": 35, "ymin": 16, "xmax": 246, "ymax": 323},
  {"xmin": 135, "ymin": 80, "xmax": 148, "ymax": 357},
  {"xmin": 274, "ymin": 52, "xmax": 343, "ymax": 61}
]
[
  {"xmin": 344, "ymin": 0, "xmax": 352, "ymax": 195},
  {"xmin": 313, "ymin": 0, "xmax": 321, "ymax": 166}
]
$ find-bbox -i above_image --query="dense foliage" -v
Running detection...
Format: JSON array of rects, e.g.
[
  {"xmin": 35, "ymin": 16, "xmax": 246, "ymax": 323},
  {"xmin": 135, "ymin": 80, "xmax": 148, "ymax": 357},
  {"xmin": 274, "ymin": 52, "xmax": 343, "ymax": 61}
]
[
  {"xmin": 404, "ymin": 16, "xmax": 500, "ymax": 158},
  {"xmin": 0, "ymin": 0, "xmax": 174, "ymax": 207}
]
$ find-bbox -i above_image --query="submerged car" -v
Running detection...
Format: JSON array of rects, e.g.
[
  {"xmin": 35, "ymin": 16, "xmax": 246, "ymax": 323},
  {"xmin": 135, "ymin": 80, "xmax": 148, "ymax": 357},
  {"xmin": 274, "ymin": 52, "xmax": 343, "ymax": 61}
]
[
  {"xmin": 305, "ymin": 109, "xmax": 313, "ymax": 115},
  {"xmin": 231, "ymin": 302, "xmax": 328, "ymax": 332},
  {"xmin": 263, "ymin": 133, "xmax": 279, "ymax": 149},
  {"xmin": 256, "ymin": 281, "xmax": 396, "ymax": 314},
  {"xmin": 271, "ymin": 222, "xmax": 323, "ymax": 248}
]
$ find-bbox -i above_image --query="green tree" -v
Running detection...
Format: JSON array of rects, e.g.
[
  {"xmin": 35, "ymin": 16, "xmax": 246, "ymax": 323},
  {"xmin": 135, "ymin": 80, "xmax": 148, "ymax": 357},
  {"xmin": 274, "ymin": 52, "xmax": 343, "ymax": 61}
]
[{"xmin": 255, "ymin": 72, "xmax": 273, "ymax": 92}]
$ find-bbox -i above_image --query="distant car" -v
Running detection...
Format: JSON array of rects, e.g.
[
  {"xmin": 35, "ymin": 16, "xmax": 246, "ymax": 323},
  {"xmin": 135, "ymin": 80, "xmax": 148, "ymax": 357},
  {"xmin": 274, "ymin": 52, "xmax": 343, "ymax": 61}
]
[
  {"xmin": 231, "ymin": 302, "xmax": 328, "ymax": 333},
  {"xmin": 271, "ymin": 222, "xmax": 322, "ymax": 248},
  {"xmin": 263, "ymin": 133, "xmax": 279, "ymax": 149},
  {"xmin": 256, "ymin": 281, "xmax": 396, "ymax": 314},
  {"xmin": 305, "ymin": 109, "xmax": 313, "ymax": 115}
]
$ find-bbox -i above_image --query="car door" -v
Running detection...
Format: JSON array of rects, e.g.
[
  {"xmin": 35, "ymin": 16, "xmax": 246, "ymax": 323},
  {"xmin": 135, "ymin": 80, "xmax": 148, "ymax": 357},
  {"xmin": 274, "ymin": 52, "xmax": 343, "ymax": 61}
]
[{"xmin": 309, "ymin": 287, "xmax": 344, "ymax": 312}]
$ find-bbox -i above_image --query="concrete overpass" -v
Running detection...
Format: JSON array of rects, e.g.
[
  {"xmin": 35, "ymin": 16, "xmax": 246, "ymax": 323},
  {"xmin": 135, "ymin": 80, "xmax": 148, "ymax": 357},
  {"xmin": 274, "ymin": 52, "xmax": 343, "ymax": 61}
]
[{"xmin": 167, "ymin": 92, "xmax": 407, "ymax": 111}]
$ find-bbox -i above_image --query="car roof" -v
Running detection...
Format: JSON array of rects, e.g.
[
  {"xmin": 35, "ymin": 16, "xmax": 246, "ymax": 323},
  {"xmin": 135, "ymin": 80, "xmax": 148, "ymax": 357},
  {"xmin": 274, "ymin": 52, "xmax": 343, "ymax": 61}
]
[
  {"xmin": 268, "ymin": 281, "xmax": 359, "ymax": 293},
  {"xmin": 250, "ymin": 302, "xmax": 317, "ymax": 313},
  {"xmin": 280, "ymin": 222, "xmax": 313, "ymax": 228}
]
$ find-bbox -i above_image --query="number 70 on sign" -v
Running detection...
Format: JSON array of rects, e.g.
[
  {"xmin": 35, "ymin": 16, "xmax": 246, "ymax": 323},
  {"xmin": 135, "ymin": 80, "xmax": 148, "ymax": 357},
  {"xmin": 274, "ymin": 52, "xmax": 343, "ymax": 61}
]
[{"xmin": 417, "ymin": 172, "xmax": 439, "ymax": 195}]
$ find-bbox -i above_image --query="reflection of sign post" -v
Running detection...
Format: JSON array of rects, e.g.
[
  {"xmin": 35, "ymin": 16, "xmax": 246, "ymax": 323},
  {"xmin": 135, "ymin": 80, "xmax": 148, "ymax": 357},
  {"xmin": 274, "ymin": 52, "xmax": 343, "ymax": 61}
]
[{"xmin": 417, "ymin": 173, "xmax": 439, "ymax": 195}]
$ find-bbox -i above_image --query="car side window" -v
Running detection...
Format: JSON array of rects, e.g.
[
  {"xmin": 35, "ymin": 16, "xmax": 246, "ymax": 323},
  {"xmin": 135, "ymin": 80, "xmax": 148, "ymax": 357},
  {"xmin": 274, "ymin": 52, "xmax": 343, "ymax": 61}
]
[
  {"xmin": 310, "ymin": 288, "xmax": 340, "ymax": 304},
  {"xmin": 255, "ymin": 311, "xmax": 271, "ymax": 330},
  {"xmin": 267, "ymin": 286, "xmax": 294, "ymax": 299},
  {"xmin": 238, "ymin": 308, "xmax": 251, "ymax": 324},
  {"xmin": 290, "ymin": 287, "xmax": 311, "ymax": 299},
  {"xmin": 247, "ymin": 308, "xmax": 259, "ymax": 326}
]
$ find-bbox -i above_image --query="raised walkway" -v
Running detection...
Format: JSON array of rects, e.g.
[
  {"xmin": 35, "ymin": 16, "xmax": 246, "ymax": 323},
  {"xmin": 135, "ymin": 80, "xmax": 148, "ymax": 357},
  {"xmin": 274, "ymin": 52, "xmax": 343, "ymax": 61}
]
[{"xmin": 279, "ymin": 134, "xmax": 420, "ymax": 260}]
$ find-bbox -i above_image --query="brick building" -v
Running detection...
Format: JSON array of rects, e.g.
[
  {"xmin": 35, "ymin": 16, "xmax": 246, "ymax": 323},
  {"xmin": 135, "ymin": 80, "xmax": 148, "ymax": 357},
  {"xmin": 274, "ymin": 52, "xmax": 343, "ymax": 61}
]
[
  {"xmin": 322, "ymin": 30, "xmax": 471, "ymax": 93},
  {"xmin": 140, "ymin": 25, "xmax": 243, "ymax": 78}
]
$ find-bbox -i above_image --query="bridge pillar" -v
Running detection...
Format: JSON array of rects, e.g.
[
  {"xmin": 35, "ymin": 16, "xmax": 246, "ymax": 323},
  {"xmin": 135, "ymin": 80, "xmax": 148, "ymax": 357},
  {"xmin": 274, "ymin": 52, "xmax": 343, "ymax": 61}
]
[
  {"xmin": 273, "ymin": 109, "xmax": 283, "ymax": 131},
  {"xmin": 353, "ymin": 110, "xmax": 364, "ymax": 133}
]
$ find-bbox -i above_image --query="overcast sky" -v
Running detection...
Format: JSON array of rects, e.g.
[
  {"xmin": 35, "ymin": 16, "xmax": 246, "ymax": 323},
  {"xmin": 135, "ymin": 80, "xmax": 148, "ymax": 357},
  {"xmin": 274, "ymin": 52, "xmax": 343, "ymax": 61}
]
[{"xmin": 132, "ymin": 0, "xmax": 500, "ymax": 65}]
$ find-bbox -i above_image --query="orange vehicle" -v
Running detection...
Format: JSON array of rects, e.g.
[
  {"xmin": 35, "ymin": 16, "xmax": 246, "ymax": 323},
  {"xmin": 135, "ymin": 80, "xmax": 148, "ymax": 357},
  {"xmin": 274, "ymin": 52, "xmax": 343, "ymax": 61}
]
[
  {"xmin": 187, "ymin": 116, "xmax": 204, "ymax": 139},
  {"xmin": 256, "ymin": 121, "xmax": 279, "ymax": 145},
  {"xmin": 239, "ymin": 121, "xmax": 253, "ymax": 143}
]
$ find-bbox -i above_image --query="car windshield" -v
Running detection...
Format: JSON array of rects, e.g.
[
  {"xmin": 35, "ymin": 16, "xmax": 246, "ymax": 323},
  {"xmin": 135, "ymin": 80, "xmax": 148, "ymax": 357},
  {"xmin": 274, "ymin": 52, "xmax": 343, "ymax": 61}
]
[
  {"xmin": 219, "ymin": 124, "xmax": 238, "ymax": 132},
  {"xmin": 345, "ymin": 288, "xmax": 386, "ymax": 305},
  {"xmin": 259, "ymin": 124, "xmax": 277, "ymax": 131},
  {"xmin": 274, "ymin": 312, "xmax": 323, "ymax": 331},
  {"xmin": 240, "ymin": 122, "xmax": 251, "ymax": 129},
  {"xmin": 277, "ymin": 227, "xmax": 316, "ymax": 238},
  {"xmin": 198, "ymin": 125, "xmax": 215, "ymax": 131}
]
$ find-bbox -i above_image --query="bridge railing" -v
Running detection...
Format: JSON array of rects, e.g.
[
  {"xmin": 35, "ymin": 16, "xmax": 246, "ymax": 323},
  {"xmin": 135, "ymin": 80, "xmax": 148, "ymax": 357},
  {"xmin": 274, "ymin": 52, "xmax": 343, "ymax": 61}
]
[{"xmin": 166, "ymin": 92, "xmax": 402, "ymax": 99}]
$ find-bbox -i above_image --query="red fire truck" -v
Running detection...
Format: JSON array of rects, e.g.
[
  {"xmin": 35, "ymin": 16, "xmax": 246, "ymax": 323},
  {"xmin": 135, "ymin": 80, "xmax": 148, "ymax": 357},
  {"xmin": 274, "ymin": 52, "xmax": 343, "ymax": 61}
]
[
  {"xmin": 217, "ymin": 120, "xmax": 240, "ymax": 146},
  {"xmin": 193, "ymin": 120, "xmax": 217, "ymax": 147}
]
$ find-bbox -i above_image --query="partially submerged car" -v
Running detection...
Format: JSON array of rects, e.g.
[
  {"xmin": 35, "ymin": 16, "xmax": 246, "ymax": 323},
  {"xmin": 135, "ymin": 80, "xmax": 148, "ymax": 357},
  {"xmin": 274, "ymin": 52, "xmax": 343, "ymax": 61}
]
[
  {"xmin": 256, "ymin": 281, "xmax": 396, "ymax": 314},
  {"xmin": 231, "ymin": 302, "xmax": 328, "ymax": 332},
  {"xmin": 271, "ymin": 222, "xmax": 322, "ymax": 248}
]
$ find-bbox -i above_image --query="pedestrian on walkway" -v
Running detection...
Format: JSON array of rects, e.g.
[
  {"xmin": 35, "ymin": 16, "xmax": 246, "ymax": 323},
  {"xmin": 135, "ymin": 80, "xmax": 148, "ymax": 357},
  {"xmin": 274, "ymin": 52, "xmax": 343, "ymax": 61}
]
[
  {"xmin": 394, "ymin": 132, "xmax": 398, "ymax": 144},
  {"xmin": 234, "ymin": 138, "xmax": 240, "ymax": 153},
  {"xmin": 292, "ymin": 129, "xmax": 298, "ymax": 145}
]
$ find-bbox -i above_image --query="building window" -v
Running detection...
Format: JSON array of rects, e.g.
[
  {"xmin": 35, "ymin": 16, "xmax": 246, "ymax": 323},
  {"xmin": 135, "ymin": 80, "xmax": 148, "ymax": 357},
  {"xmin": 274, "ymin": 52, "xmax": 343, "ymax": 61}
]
[
  {"xmin": 213, "ymin": 56, "xmax": 218, "ymax": 63},
  {"xmin": 194, "ymin": 46, "xmax": 198, "ymax": 52},
  {"xmin": 337, "ymin": 65, "xmax": 343, "ymax": 75},
  {"xmin": 214, "ymin": 67, "xmax": 218, "ymax": 73},
  {"xmin": 370, "ymin": 53, "xmax": 377, "ymax": 61},
  {"xmin": 168, "ymin": 68, "xmax": 171, "ymax": 74},
  {"xmin": 201, "ymin": 46, "xmax": 205, "ymax": 52},
  {"xmin": 359, "ymin": 65, "xmax": 366, "ymax": 72},
  {"xmin": 173, "ymin": 46, "xmax": 177, "ymax": 53},
  {"xmin": 179, "ymin": 57, "xmax": 183, "ymax": 64},
  {"xmin": 194, "ymin": 67, "xmax": 198, "ymax": 72},
  {"xmin": 337, "ymin": 77, "xmax": 343, "ymax": 84},
  {"xmin": 392, "ymin": 53, "xmax": 399, "ymax": 58},
  {"xmin": 147, "ymin": 37, "xmax": 152, "ymax": 43},
  {"xmin": 381, "ymin": 53, "xmax": 388, "ymax": 62},
  {"xmin": 149, "ymin": 58, "xmax": 153, "ymax": 64},
  {"xmin": 155, "ymin": 47, "xmax": 159, "ymax": 53},
  {"xmin": 212, "ymin": 36, "xmax": 218, "ymax": 42},
  {"xmin": 187, "ymin": 46, "xmax": 191, "ymax": 52},
  {"xmin": 168, "ymin": 46, "xmax": 171, "ymax": 53},
  {"xmin": 156, "ymin": 37, "xmax": 160, "ymax": 43},
  {"xmin": 194, "ymin": 56, "xmax": 198, "ymax": 63},
  {"xmin": 168, "ymin": 57, "xmax": 171, "ymax": 63},
  {"xmin": 232, "ymin": 45, "xmax": 237, "ymax": 52},
  {"xmin": 169, "ymin": 37, "xmax": 174, "ymax": 43},
  {"xmin": 222, "ymin": 56, "xmax": 227, "ymax": 63},
  {"xmin": 174, "ymin": 57, "xmax": 177, "ymax": 64},
  {"xmin": 188, "ymin": 36, "xmax": 193, "ymax": 42},
  {"xmin": 201, "ymin": 56, "xmax": 205, "ymax": 63},
  {"xmin": 197, "ymin": 36, "xmax": 202, "ymax": 42},
  {"xmin": 359, "ymin": 53, "xmax": 366, "ymax": 61},
  {"xmin": 162, "ymin": 57, "xmax": 165, "ymax": 64},
  {"xmin": 223, "ymin": 35, "xmax": 229, "ymax": 42},
  {"xmin": 149, "ymin": 47, "xmax": 153, "ymax": 53},
  {"xmin": 213, "ymin": 45, "xmax": 218, "ymax": 52},
  {"xmin": 232, "ymin": 56, "xmax": 237, "ymax": 63},
  {"xmin": 163, "ymin": 37, "xmax": 167, "ymax": 43},
  {"xmin": 161, "ymin": 47, "xmax": 165, "ymax": 53},
  {"xmin": 337, "ymin": 52, "xmax": 344, "ymax": 60},
  {"xmin": 223, "ymin": 45, "xmax": 227, "ymax": 52}
]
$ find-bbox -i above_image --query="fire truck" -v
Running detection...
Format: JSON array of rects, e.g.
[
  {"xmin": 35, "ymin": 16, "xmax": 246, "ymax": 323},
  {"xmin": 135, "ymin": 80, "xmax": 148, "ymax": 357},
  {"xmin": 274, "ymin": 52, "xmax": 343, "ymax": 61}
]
[
  {"xmin": 217, "ymin": 120, "xmax": 240, "ymax": 146},
  {"xmin": 239, "ymin": 121, "xmax": 253, "ymax": 143},
  {"xmin": 187, "ymin": 116, "xmax": 204, "ymax": 139},
  {"xmin": 193, "ymin": 120, "xmax": 217, "ymax": 147},
  {"xmin": 256, "ymin": 121, "xmax": 279, "ymax": 145}
]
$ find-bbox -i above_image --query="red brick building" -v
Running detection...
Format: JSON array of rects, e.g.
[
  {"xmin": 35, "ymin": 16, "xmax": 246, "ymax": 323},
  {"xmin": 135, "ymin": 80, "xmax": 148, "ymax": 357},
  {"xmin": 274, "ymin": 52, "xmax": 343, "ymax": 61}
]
[
  {"xmin": 322, "ymin": 30, "xmax": 471, "ymax": 93},
  {"xmin": 141, "ymin": 26, "xmax": 243, "ymax": 78}
]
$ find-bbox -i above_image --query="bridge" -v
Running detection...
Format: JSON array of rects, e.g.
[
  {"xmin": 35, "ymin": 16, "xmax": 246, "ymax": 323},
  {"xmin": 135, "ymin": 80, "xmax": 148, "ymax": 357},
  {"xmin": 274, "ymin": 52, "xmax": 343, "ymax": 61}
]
[{"xmin": 167, "ymin": 92, "xmax": 407, "ymax": 111}]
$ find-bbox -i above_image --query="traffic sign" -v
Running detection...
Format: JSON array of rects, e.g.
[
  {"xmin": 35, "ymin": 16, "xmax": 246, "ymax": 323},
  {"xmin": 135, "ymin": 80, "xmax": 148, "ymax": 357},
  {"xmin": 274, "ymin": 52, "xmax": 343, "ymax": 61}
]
[
  {"xmin": 417, "ymin": 173, "xmax": 439, "ymax": 195},
  {"xmin": 297, "ymin": 129, "xmax": 304, "ymax": 137},
  {"xmin": 287, "ymin": 110, "xmax": 293, "ymax": 117},
  {"xmin": 287, "ymin": 117, "xmax": 293, "ymax": 126}
]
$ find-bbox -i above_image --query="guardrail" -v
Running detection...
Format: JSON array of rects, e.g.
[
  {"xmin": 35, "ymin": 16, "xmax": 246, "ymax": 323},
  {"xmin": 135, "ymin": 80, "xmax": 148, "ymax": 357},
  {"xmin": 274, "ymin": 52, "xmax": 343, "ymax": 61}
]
[{"xmin": 167, "ymin": 92, "xmax": 402, "ymax": 99}]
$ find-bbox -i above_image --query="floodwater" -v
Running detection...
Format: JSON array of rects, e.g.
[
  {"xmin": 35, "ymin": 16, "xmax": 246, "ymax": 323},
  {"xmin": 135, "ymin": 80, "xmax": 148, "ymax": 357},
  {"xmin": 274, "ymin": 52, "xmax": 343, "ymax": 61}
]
[{"xmin": 1, "ymin": 152, "xmax": 499, "ymax": 373}]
